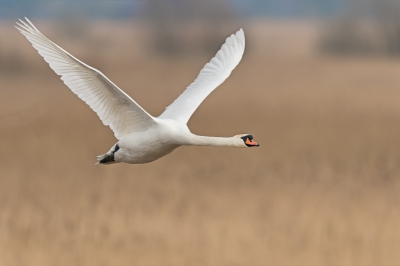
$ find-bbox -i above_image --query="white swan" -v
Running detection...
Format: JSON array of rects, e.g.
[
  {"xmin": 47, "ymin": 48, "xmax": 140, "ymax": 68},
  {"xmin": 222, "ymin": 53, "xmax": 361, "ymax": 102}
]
[{"xmin": 16, "ymin": 18, "xmax": 259, "ymax": 165}]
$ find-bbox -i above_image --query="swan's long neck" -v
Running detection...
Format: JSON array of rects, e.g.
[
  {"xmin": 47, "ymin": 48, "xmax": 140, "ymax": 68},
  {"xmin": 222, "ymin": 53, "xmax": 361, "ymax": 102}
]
[{"xmin": 186, "ymin": 134, "xmax": 237, "ymax": 147}]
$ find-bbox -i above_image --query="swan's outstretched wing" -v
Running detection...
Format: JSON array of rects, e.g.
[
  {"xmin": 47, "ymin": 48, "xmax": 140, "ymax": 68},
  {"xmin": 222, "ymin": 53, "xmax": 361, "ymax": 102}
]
[
  {"xmin": 159, "ymin": 29, "xmax": 245, "ymax": 124},
  {"xmin": 16, "ymin": 18, "xmax": 156, "ymax": 140}
]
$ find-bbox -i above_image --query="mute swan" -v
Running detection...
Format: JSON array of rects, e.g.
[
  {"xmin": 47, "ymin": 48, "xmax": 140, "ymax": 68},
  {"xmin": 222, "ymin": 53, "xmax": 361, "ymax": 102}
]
[{"xmin": 16, "ymin": 18, "xmax": 259, "ymax": 165}]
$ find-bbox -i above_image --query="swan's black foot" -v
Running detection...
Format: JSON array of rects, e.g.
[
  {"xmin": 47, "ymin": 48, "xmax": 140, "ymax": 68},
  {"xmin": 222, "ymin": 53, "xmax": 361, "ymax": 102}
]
[{"xmin": 96, "ymin": 144, "xmax": 120, "ymax": 165}]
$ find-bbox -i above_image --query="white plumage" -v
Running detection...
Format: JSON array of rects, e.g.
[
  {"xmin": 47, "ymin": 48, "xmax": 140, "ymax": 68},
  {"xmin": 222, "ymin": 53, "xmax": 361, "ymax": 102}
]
[
  {"xmin": 16, "ymin": 18, "xmax": 259, "ymax": 165},
  {"xmin": 159, "ymin": 29, "xmax": 245, "ymax": 124}
]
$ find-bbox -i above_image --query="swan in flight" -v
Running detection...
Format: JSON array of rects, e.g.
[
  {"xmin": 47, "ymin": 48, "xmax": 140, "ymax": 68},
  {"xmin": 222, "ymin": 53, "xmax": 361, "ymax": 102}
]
[{"xmin": 16, "ymin": 18, "xmax": 259, "ymax": 165}]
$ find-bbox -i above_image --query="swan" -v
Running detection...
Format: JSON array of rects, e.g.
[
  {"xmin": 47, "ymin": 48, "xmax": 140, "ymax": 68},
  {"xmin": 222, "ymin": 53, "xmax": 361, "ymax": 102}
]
[{"xmin": 16, "ymin": 18, "xmax": 259, "ymax": 165}]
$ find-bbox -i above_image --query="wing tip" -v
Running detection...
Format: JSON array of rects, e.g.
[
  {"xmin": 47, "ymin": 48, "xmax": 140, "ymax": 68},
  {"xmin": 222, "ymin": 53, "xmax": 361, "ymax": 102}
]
[
  {"xmin": 225, "ymin": 28, "xmax": 245, "ymax": 48},
  {"xmin": 236, "ymin": 28, "xmax": 245, "ymax": 45},
  {"xmin": 15, "ymin": 17, "xmax": 40, "ymax": 34}
]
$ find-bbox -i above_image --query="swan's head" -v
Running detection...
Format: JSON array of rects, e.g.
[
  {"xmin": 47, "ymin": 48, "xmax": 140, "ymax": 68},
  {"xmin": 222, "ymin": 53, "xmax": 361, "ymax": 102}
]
[{"xmin": 235, "ymin": 134, "xmax": 260, "ymax": 148}]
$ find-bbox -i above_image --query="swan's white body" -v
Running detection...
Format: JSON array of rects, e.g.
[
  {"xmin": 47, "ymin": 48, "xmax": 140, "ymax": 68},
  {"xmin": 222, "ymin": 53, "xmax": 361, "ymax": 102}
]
[{"xmin": 16, "ymin": 18, "xmax": 259, "ymax": 165}]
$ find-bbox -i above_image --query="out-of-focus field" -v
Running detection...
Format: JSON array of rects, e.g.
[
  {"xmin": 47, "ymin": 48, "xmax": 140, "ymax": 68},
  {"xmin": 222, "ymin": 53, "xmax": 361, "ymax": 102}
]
[{"xmin": 1, "ymin": 20, "xmax": 400, "ymax": 266}]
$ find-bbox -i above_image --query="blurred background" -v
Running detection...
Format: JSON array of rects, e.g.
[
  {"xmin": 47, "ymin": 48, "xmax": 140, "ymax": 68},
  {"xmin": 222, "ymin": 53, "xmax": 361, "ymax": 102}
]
[{"xmin": 1, "ymin": 0, "xmax": 400, "ymax": 265}]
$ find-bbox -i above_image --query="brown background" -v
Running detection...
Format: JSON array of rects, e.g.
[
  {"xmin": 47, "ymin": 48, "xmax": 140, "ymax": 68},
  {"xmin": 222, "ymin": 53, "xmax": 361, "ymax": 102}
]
[{"xmin": 1, "ymin": 20, "xmax": 400, "ymax": 265}]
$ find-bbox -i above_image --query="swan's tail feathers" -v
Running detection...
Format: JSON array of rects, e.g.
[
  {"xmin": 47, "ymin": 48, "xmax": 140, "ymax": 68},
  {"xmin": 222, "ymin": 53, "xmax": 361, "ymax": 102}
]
[{"xmin": 96, "ymin": 144, "xmax": 120, "ymax": 165}]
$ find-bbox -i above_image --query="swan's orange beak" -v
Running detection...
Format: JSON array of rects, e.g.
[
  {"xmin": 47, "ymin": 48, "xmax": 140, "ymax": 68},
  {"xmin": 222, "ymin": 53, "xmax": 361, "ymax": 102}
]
[{"xmin": 245, "ymin": 138, "xmax": 260, "ymax": 147}]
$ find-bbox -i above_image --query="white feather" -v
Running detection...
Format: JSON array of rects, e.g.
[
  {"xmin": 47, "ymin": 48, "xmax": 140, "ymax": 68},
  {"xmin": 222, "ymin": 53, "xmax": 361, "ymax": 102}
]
[
  {"xmin": 159, "ymin": 29, "xmax": 245, "ymax": 124},
  {"xmin": 15, "ymin": 18, "xmax": 156, "ymax": 140}
]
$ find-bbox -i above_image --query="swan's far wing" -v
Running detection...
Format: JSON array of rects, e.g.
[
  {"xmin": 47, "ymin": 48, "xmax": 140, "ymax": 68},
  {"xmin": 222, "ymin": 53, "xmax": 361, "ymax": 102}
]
[
  {"xmin": 16, "ymin": 18, "xmax": 156, "ymax": 140},
  {"xmin": 159, "ymin": 29, "xmax": 245, "ymax": 124}
]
